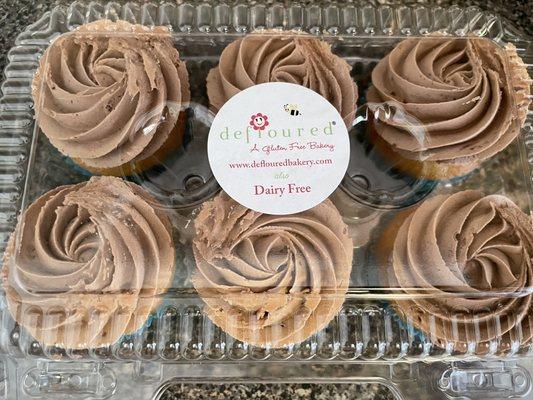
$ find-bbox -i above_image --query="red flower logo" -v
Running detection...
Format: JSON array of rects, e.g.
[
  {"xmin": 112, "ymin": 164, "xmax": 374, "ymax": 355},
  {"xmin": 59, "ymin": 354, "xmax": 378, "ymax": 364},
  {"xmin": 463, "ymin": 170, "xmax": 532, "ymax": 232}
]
[{"xmin": 250, "ymin": 113, "xmax": 269, "ymax": 131}]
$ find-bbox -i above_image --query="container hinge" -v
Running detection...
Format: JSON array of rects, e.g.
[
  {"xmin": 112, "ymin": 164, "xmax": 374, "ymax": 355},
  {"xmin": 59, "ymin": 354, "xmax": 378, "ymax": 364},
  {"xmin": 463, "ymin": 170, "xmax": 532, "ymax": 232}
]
[
  {"xmin": 438, "ymin": 361, "xmax": 531, "ymax": 399},
  {"xmin": 22, "ymin": 361, "xmax": 117, "ymax": 399}
]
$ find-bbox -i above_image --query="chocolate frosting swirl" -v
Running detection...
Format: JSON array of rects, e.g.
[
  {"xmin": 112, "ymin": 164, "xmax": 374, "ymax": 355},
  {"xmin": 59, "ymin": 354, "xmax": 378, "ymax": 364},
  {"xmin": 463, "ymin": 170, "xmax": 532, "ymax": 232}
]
[
  {"xmin": 207, "ymin": 33, "xmax": 358, "ymax": 127},
  {"xmin": 192, "ymin": 193, "xmax": 353, "ymax": 347},
  {"xmin": 2, "ymin": 177, "xmax": 175, "ymax": 349},
  {"xmin": 32, "ymin": 20, "xmax": 190, "ymax": 169},
  {"xmin": 367, "ymin": 37, "xmax": 530, "ymax": 163},
  {"xmin": 388, "ymin": 190, "xmax": 532, "ymax": 351}
]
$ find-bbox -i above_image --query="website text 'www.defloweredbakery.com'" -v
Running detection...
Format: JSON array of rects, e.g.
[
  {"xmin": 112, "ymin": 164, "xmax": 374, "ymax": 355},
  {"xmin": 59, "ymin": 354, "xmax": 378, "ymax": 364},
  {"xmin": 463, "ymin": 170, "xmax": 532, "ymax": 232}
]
[{"xmin": 228, "ymin": 157, "xmax": 333, "ymax": 169}]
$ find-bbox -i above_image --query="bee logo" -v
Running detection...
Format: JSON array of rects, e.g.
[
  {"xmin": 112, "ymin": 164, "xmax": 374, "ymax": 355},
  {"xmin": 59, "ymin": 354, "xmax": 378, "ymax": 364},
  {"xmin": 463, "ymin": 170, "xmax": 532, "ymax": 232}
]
[{"xmin": 284, "ymin": 104, "xmax": 301, "ymax": 116}]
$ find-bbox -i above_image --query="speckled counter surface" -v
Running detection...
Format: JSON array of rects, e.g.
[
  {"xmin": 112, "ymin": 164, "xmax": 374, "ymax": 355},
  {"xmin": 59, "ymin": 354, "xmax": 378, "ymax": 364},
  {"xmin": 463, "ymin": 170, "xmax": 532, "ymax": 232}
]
[
  {"xmin": 0, "ymin": 1, "xmax": 530, "ymax": 400},
  {"xmin": 0, "ymin": 0, "xmax": 531, "ymax": 73}
]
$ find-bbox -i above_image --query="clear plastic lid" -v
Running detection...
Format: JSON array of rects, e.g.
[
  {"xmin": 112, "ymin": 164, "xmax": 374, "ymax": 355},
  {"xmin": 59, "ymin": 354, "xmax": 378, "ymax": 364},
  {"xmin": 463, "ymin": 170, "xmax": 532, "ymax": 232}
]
[{"xmin": 1, "ymin": 9, "xmax": 532, "ymax": 358}]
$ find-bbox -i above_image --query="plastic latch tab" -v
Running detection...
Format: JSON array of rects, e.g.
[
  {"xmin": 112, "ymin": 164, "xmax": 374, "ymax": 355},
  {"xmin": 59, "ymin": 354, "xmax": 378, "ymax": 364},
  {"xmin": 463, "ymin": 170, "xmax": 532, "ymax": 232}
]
[
  {"xmin": 22, "ymin": 361, "xmax": 116, "ymax": 399},
  {"xmin": 133, "ymin": 361, "xmax": 162, "ymax": 383},
  {"xmin": 438, "ymin": 362, "xmax": 531, "ymax": 398}
]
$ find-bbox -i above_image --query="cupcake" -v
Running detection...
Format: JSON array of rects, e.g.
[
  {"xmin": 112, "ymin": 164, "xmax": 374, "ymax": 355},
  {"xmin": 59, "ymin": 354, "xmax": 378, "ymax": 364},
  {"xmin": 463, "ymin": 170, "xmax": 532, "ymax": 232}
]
[
  {"xmin": 191, "ymin": 192, "xmax": 353, "ymax": 348},
  {"xmin": 206, "ymin": 33, "xmax": 358, "ymax": 127},
  {"xmin": 32, "ymin": 20, "xmax": 190, "ymax": 176},
  {"xmin": 2, "ymin": 176, "xmax": 175, "ymax": 350},
  {"xmin": 379, "ymin": 190, "xmax": 532, "ymax": 353},
  {"xmin": 367, "ymin": 37, "xmax": 531, "ymax": 180}
]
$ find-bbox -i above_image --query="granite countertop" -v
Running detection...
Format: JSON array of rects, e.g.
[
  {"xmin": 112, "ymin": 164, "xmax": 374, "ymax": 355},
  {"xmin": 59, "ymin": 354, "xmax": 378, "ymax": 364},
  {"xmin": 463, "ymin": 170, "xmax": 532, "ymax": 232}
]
[
  {"xmin": 0, "ymin": 1, "xmax": 530, "ymax": 400},
  {"xmin": 0, "ymin": 0, "xmax": 531, "ymax": 73}
]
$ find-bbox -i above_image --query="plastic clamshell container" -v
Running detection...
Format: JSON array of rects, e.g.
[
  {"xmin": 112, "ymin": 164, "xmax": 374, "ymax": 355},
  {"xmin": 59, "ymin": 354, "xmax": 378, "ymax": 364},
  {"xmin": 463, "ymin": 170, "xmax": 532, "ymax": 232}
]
[{"xmin": 0, "ymin": 2, "xmax": 532, "ymax": 400}]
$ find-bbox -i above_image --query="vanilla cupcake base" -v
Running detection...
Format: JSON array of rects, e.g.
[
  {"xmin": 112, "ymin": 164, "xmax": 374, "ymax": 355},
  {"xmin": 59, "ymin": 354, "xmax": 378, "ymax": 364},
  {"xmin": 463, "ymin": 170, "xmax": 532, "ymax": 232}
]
[
  {"xmin": 367, "ymin": 123, "xmax": 479, "ymax": 181},
  {"xmin": 73, "ymin": 112, "xmax": 187, "ymax": 177}
]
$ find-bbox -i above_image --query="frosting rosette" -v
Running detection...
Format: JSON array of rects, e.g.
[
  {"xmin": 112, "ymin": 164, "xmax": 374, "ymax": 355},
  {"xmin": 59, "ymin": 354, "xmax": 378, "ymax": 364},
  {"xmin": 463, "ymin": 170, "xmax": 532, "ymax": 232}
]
[
  {"xmin": 192, "ymin": 193, "xmax": 353, "ymax": 347},
  {"xmin": 386, "ymin": 190, "xmax": 532, "ymax": 352},
  {"xmin": 2, "ymin": 177, "xmax": 175, "ymax": 349},
  {"xmin": 207, "ymin": 33, "xmax": 358, "ymax": 127},
  {"xmin": 32, "ymin": 20, "xmax": 190, "ymax": 170},
  {"xmin": 367, "ymin": 37, "xmax": 530, "ymax": 178}
]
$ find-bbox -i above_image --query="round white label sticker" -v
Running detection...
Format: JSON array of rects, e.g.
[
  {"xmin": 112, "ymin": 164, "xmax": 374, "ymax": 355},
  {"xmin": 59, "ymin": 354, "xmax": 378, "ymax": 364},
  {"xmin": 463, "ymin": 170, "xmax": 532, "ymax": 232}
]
[{"xmin": 208, "ymin": 82, "xmax": 350, "ymax": 215}]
